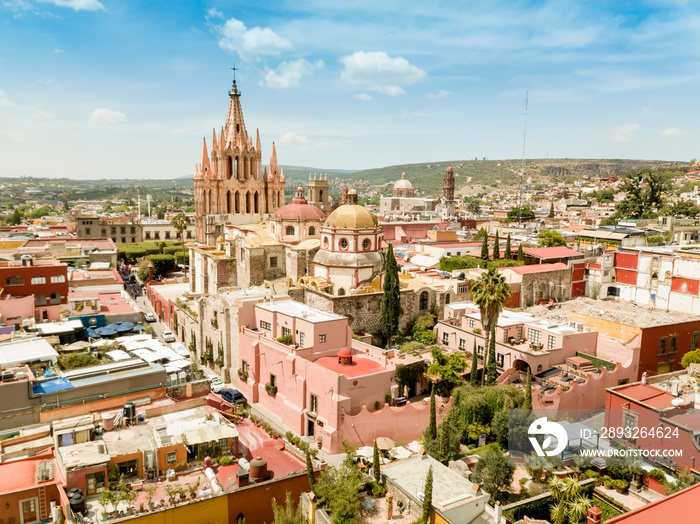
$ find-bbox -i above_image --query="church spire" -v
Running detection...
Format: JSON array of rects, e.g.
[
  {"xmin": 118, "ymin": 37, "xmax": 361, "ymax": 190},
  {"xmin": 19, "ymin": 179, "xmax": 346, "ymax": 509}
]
[
  {"xmin": 270, "ymin": 141, "xmax": 278, "ymax": 179},
  {"xmin": 225, "ymin": 79, "xmax": 249, "ymax": 149},
  {"xmin": 201, "ymin": 137, "xmax": 211, "ymax": 176}
]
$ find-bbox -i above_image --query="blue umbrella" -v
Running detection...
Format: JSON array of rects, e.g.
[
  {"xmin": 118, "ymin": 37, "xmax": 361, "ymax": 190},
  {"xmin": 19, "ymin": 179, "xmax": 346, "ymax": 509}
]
[
  {"xmin": 86, "ymin": 327, "xmax": 100, "ymax": 338},
  {"xmin": 99, "ymin": 328, "xmax": 118, "ymax": 336},
  {"xmin": 131, "ymin": 325, "xmax": 145, "ymax": 331},
  {"xmin": 116, "ymin": 322, "xmax": 134, "ymax": 333},
  {"xmin": 105, "ymin": 323, "xmax": 120, "ymax": 330}
]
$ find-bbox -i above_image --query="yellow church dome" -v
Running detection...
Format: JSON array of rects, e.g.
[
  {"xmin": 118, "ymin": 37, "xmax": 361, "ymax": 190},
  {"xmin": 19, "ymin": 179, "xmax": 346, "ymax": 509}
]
[{"xmin": 324, "ymin": 204, "xmax": 378, "ymax": 229}]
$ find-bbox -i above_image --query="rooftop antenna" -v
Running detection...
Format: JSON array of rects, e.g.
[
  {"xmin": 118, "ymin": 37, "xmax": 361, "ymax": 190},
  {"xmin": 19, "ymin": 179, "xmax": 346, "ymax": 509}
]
[{"xmin": 518, "ymin": 91, "xmax": 529, "ymax": 227}]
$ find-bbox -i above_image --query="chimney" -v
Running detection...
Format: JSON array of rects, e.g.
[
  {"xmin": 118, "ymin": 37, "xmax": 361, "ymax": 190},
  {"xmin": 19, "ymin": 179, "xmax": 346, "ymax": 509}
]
[{"xmin": 587, "ymin": 506, "xmax": 602, "ymax": 524}]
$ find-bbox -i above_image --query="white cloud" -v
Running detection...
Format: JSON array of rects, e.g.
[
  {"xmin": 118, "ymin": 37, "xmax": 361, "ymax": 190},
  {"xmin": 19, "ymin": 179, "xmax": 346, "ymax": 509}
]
[
  {"xmin": 218, "ymin": 17, "xmax": 292, "ymax": 60},
  {"xmin": 206, "ymin": 7, "xmax": 223, "ymax": 20},
  {"xmin": 427, "ymin": 89, "xmax": 449, "ymax": 99},
  {"xmin": 53, "ymin": 47, "xmax": 64, "ymax": 54},
  {"xmin": 2, "ymin": 0, "xmax": 32, "ymax": 13},
  {"xmin": 340, "ymin": 51, "xmax": 426, "ymax": 96},
  {"xmin": 263, "ymin": 59, "xmax": 324, "ymax": 89},
  {"xmin": 609, "ymin": 123, "xmax": 640, "ymax": 143},
  {"xmin": 89, "ymin": 108, "xmax": 127, "ymax": 124},
  {"xmin": 660, "ymin": 127, "xmax": 681, "ymax": 137},
  {"xmin": 279, "ymin": 131, "xmax": 309, "ymax": 147},
  {"xmin": 278, "ymin": 131, "xmax": 339, "ymax": 151},
  {"xmin": 33, "ymin": 110, "xmax": 55, "ymax": 119},
  {"xmin": 0, "ymin": 90, "xmax": 15, "ymax": 107},
  {"xmin": 354, "ymin": 93, "xmax": 372, "ymax": 101},
  {"xmin": 38, "ymin": 0, "xmax": 104, "ymax": 10}
]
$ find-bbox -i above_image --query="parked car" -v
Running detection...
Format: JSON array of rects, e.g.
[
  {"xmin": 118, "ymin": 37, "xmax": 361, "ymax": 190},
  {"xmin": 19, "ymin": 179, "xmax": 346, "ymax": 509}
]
[
  {"xmin": 144, "ymin": 312, "xmax": 156, "ymax": 322},
  {"xmin": 170, "ymin": 342, "xmax": 189, "ymax": 359},
  {"xmin": 221, "ymin": 389, "xmax": 246, "ymax": 405},
  {"xmin": 210, "ymin": 377, "xmax": 224, "ymax": 393},
  {"xmin": 161, "ymin": 330, "xmax": 176, "ymax": 343}
]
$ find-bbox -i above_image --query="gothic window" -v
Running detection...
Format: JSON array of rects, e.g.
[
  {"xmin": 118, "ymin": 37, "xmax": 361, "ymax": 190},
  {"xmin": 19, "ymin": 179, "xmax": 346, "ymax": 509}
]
[
  {"xmin": 273, "ymin": 192, "xmax": 276, "ymax": 207},
  {"xmin": 227, "ymin": 156, "xmax": 233, "ymax": 180},
  {"xmin": 419, "ymin": 291, "xmax": 429, "ymax": 310},
  {"xmin": 278, "ymin": 191, "xmax": 282, "ymax": 206},
  {"xmin": 227, "ymin": 191, "xmax": 232, "ymax": 214},
  {"xmin": 337, "ymin": 288, "xmax": 346, "ymax": 296},
  {"xmin": 445, "ymin": 294, "xmax": 451, "ymax": 304},
  {"xmin": 254, "ymin": 192, "xmax": 259, "ymax": 214},
  {"xmin": 234, "ymin": 192, "xmax": 240, "ymax": 213},
  {"xmin": 235, "ymin": 157, "xmax": 240, "ymax": 180},
  {"xmin": 286, "ymin": 226, "xmax": 295, "ymax": 236},
  {"xmin": 309, "ymin": 226, "xmax": 316, "ymax": 236}
]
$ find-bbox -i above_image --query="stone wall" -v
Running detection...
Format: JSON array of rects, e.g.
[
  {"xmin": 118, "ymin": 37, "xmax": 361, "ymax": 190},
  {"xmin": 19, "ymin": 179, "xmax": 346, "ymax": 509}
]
[
  {"xmin": 165, "ymin": 378, "xmax": 211, "ymax": 399},
  {"xmin": 520, "ymin": 268, "xmax": 572, "ymax": 307}
]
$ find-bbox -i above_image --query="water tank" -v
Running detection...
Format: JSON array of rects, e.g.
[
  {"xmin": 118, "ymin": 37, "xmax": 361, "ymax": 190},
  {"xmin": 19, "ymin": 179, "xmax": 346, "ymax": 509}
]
[
  {"xmin": 68, "ymin": 487, "xmax": 82, "ymax": 499},
  {"xmin": 237, "ymin": 457, "xmax": 250, "ymax": 470},
  {"xmin": 249, "ymin": 456, "xmax": 267, "ymax": 479},
  {"xmin": 123, "ymin": 402, "xmax": 136, "ymax": 425},
  {"xmin": 102, "ymin": 412, "xmax": 116, "ymax": 432},
  {"xmin": 69, "ymin": 494, "xmax": 86, "ymax": 515}
]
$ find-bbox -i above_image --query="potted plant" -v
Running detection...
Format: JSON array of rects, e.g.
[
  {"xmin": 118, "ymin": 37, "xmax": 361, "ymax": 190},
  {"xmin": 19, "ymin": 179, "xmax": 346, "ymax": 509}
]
[
  {"xmin": 165, "ymin": 485, "xmax": 177, "ymax": 504},
  {"xmin": 97, "ymin": 490, "xmax": 115, "ymax": 521},
  {"xmin": 603, "ymin": 476, "xmax": 613, "ymax": 489},
  {"xmin": 265, "ymin": 383, "xmax": 277, "ymax": 396},
  {"xmin": 614, "ymin": 479, "xmax": 629, "ymax": 494},
  {"xmin": 145, "ymin": 485, "xmax": 157, "ymax": 511},
  {"xmin": 187, "ymin": 478, "xmax": 201, "ymax": 499},
  {"xmin": 371, "ymin": 481, "xmax": 387, "ymax": 498}
]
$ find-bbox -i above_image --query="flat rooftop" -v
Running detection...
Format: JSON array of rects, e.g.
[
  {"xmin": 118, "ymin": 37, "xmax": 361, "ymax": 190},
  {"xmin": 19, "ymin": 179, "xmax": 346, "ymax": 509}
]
[
  {"xmin": 0, "ymin": 454, "xmax": 57, "ymax": 494},
  {"xmin": 257, "ymin": 299, "xmax": 345, "ymax": 323},
  {"xmin": 314, "ymin": 355, "xmax": 386, "ymax": 377},
  {"xmin": 60, "ymin": 440, "xmax": 110, "ymax": 469},
  {"xmin": 149, "ymin": 282, "xmax": 190, "ymax": 302}
]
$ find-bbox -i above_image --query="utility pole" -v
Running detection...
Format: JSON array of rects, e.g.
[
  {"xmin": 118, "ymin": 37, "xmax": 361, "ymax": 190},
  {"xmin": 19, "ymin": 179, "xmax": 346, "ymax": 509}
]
[{"xmin": 518, "ymin": 91, "xmax": 529, "ymax": 227}]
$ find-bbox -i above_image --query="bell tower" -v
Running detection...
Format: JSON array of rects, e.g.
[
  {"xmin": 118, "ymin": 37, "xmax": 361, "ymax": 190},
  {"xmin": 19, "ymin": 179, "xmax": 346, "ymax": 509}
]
[{"xmin": 307, "ymin": 172, "xmax": 330, "ymax": 212}]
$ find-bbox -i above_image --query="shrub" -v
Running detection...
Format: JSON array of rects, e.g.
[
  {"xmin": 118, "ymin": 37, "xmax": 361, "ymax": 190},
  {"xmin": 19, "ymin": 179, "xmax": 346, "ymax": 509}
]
[
  {"xmin": 146, "ymin": 254, "xmax": 176, "ymax": 277},
  {"xmin": 277, "ymin": 334, "xmax": 294, "ymax": 345},
  {"xmin": 265, "ymin": 383, "xmax": 277, "ymax": 396},
  {"xmin": 216, "ymin": 456, "xmax": 234, "ymax": 466}
]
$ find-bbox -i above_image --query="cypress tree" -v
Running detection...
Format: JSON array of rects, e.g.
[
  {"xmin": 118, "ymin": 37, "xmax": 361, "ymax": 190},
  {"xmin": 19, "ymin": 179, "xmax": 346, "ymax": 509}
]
[
  {"xmin": 548, "ymin": 201, "xmax": 555, "ymax": 218},
  {"xmin": 486, "ymin": 325, "xmax": 498, "ymax": 385},
  {"xmin": 517, "ymin": 243, "xmax": 524, "ymax": 262},
  {"xmin": 493, "ymin": 230, "xmax": 500, "ymax": 260},
  {"xmin": 524, "ymin": 367, "xmax": 532, "ymax": 410},
  {"xmin": 380, "ymin": 243, "xmax": 401, "ymax": 348},
  {"xmin": 373, "ymin": 439, "xmax": 381, "ymax": 484},
  {"xmin": 438, "ymin": 424, "xmax": 450, "ymax": 464},
  {"xmin": 305, "ymin": 449, "xmax": 315, "ymax": 489},
  {"xmin": 422, "ymin": 466, "xmax": 433, "ymax": 524},
  {"xmin": 504, "ymin": 233, "xmax": 512, "ymax": 260},
  {"xmin": 481, "ymin": 234, "xmax": 489, "ymax": 262},
  {"xmin": 470, "ymin": 340, "xmax": 479, "ymax": 386},
  {"xmin": 426, "ymin": 384, "xmax": 437, "ymax": 442}
]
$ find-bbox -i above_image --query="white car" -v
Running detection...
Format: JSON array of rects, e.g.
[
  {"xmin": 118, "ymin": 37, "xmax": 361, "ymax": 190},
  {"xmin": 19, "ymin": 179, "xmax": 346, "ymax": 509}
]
[
  {"xmin": 144, "ymin": 313, "xmax": 156, "ymax": 322},
  {"xmin": 161, "ymin": 330, "xmax": 176, "ymax": 343},
  {"xmin": 210, "ymin": 377, "xmax": 224, "ymax": 393}
]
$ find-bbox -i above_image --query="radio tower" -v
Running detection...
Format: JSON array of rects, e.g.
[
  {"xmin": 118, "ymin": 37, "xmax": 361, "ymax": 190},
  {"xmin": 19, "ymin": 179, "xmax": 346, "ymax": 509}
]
[{"xmin": 518, "ymin": 91, "xmax": 529, "ymax": 227}]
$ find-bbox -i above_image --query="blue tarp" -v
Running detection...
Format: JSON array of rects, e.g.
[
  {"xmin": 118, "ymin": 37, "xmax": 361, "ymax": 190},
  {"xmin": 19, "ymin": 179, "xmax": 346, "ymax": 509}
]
[
  {"xmin": 86, "ymin": 327, "xmax": 99, "ymax": 338},
  {"xmin": 33, "ymin": 377, "xmax": 74, "ymax": 394}
]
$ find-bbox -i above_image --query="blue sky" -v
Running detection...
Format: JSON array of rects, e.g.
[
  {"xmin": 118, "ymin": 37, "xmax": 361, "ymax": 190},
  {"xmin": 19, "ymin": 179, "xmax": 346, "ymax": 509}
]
[{"xmin": 1, "ymin": 0, "xmax": 699, "ymax": 179}]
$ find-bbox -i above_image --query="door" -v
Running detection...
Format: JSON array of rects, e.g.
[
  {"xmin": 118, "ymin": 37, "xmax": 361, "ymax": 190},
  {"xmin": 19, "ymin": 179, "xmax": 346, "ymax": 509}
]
[
  {"xmin": 20, "ymin": 497, "xmax": 39, "ymax": 524},
  {"xmin": 307, "ymin": 418, "xmax": 315, "ymax": 437},
  {"xmin": 86, "ymin": 471, "xmax": 106, "ymax": 495}
]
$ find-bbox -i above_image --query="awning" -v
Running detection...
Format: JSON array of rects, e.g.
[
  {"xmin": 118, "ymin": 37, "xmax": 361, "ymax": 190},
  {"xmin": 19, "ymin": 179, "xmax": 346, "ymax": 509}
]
[
  {"xmin": 32, "ymin": 377, "xmax": 74, "ymax": 394},
  {"xmin": 183, "ymin": 424, "xmax": 238, "ymax": 445}
]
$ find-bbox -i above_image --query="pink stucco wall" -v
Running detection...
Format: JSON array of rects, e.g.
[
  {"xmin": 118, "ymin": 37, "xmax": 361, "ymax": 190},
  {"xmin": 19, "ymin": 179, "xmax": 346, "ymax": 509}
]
[{"xmin": 0, "ymin": 294, "xmax": 35, "ymax": 323}]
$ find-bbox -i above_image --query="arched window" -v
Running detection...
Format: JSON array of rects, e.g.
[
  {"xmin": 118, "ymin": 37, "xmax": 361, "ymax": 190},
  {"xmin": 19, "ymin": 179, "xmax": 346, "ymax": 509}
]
[
  {"xmin": 234, "ymin": 192, "xmax": 240, "ymax": 213},
  {"xmin": 337, "ymin": 288, "xmax": 346, "ymax": 296},
  {"xmin": 419, "ymin": 291, "xmax": 429, "ymax": 310},
  {"xmin": 445, "ymin": 294, "xmax": 451, "ymax": 304},
  {"xmin": 5, "ymin": 276, "xmax": 24, "ymax": 286},
  {"xmin": 31, "ymin": 276, "xmax": 46, "ymax": 285},
  {"xmin": 254, "ymin": 192, "xmax": 259, "ymax": 214},
  {"xmin": 227, "ymin": 156, "xmax": 233, "ymax": 179},
  {"xmin": 339, "ymin": 238, "xmax": 349, "ymax": 250},
  {"xmin": 362, "ymin": 238, "xmax": 371, "ymax": 250},
  {"xmin": 286, "ymin": 226, "xmax": 295, "ymax": 236},
  {"xmin": 50, "ymin": 275, "xmax": 65, "ymax": 283},
  {"xmin": 226, "ymin": 191, "xmax": 232, "ymax": 214},
  {"xmin": 273, "ymin": 192, "xmax": 276, "ymax": 207},
  {"xmin": 319, "ymin": 189, "xmax": 324, "ymax": 202},
  {"xmin": 309, "ymin": 226, "xmax": 316, "ymax": 236}
]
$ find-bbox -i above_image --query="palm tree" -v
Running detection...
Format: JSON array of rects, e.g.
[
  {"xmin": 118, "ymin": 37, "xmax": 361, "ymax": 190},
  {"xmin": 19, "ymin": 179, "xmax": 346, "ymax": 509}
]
[
  {"xmin": 549, "ymin": 477, "xmax": 591, "ymax": 524},
  {"xmin": 468, "ymin": 267, "xmax": 512, "ymax": 385},
  {"xmin": 171, "ymin": 212, "xmax": 189, "ymax": 266}
]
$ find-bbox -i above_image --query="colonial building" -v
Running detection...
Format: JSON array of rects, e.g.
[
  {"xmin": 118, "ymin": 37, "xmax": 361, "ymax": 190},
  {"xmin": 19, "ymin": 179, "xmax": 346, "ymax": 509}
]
[
  {"xmin": 194, "ymin": 80, "xmax": 285, "ymax": 246},
  {"xmin": 268, "ymin": 187, "xmax": 325, "ymax": 245}
]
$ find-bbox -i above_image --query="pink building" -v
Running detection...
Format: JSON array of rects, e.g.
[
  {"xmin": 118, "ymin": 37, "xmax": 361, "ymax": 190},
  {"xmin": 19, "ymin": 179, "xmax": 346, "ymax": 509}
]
[{"xmin": 237, "ymin": 299, "xmax": 427, "ymax": 453}]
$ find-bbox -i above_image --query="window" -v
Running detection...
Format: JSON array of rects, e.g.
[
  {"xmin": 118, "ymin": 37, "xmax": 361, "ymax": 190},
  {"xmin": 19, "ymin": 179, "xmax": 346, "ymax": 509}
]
[
  {"xmin": 120, "ymin": 227, "xmax": 126, "ymax": 234},
  {"xmin": 241, "ymin": 360, "xmax": 248, "ymax": 374},
  {"xmin": 216, "ymin": 438, "xmax": 228, "ymax": 453},
  {"xmin": 503, "ymin": 330, "xmax": 509, "ymax": 343},
  {"xmin": 469, "ymin": 319, "xmax": 475, "ymax": 328},
  {"xmin": 285, "ymin": 225, "xmax": 295, "ymax": 236},
  {"xmin": 622, "ymin": 409, "xmax": 638, "ymax": 441},
  {"xmin": 5, "ymin": 276, "xmax": 24, "ymax": 286},
  {"xmin": 166, "ymin": 451, "xmax": 177, "ymax": 465},
  {"xmin": 476, "ymin": 345, "xmax": 485, "ymax": 357},
  {"xmin": 496, "ymin": 353, "xmax": 504, "ymax": 367},
  {"xmin": 419, "ymin": 291, "xmax": 429, "ymax": 311},
  {"xmin": 166, "ymin": 231, "xmax": 171, "ymax": 239},
  {"xmin": 458, "ymin": 338, "xmax": 466, "ymax": 350},
  {"xmin": 319, "ymin": 334, "xmax": 326, "ymax": 343},
  {"xmin": 101, "ymin": 228, "xmax": 107, "ymax": 235},
  {"xmin": 51, "ymin": 274, "xmax": 65, "ymax": 283},
  {"xmin": 186, "ymin": 231, "xmax": 192, "ymax": 239},
  {"xmin": 658, "ymin": 337, "xmax": 667, "ymax": 354},
  {"xmin": 548, "ymin": 335, "xmax": 556, "ymax": 350},
  {"xmin": 362, "ymin": 238, "xmax": 371, "ymax": 250},
  {"xmin": 309, "ymin": 226, "xmax": 316, "ymax": 236},
  {"xmin": 299, "ymin": 332, "xmax": 305, "ymax": 347},
  {"xmin": 269, "ymin": 374, "xmax": 277, "ymax": 387},
  {"xmin": 442, "ymin": 332, "xmax": 449, "ymax": 344},
  {"xmin": 282, "ymin": 327, "xmax": 291, "ymax": 337},
  {"xmin": 110, "ymin": 227, "xmax": 116, "ymax": 234},
  {"xmin": 154, "ymin": 232, "xmax": 160, "ymax": 239},
  {"xmin": 260, "ymin": 320, "xmax": 271, "ymax": 330},
  {"xmin": 528, "ymin": 329, "xmax": 541, "ymax": 345},
  {"xmin": 85, "ymin": 228, "xmax": 91, "ymax": 235},
  {"xmin": 145, "ymin": 232, "xmax": 151, "ymax": 240},
  {"xmin": 269, "ymin": 256, "xmax": 278, "ymax": 269},
  {"xmin": 31, "ymin": 276, "xmax": 46, "ymax": 285},
  {"xmin": 445, "ymin": 294, "xmax": 451, "ymax": 304},
  {"xmin": 517, "ymin": 326, "xmax": 523, "ymax": 340},
  {"xmin": 310, "ymin": 394, "xmax": 318, "ymax": 414},
  {"xmin": 131, "ymin": 227, "xmax": 136, "ymax": 234},
  {"xmin": 692, "ymin": 332, "xmax": 699, "ymax": 350},
  {"xmin": 458, "ymin": 284, "xmax": 468, "ymax": 294},
  {"xmin": 131, "ymin": 237, "xmax": 136, "ymax": 242},
  {"xmin": 339, "ymin": 238, "xmax": 348, "ymax": 250},
  {"xmin": 670, "ymin": 335, "xmax": 678, "ymax": 353}
]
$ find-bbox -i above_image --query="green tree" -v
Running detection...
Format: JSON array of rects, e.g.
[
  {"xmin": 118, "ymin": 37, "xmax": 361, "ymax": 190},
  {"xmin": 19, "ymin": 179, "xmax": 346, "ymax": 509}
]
[
  {"xmin": 616, "ymin": 169, "xmax": 671, "ymax": 219},
  {"xmin": 372, "ymin": 439, "xmax": 381, "ymax": 484},
  {"xmin": 471, "ymin": 449, "xmax": 515, "ymax": 503},
  {"xmin": 507, "ymin": 206, "xmax": 535, "ymax": 222},
  {"xmin": 523, "ymin": 367, "xmax": 532, "ymax": 410},
  {"xmin": 306, "ymin": 450, "xmax": 315, "ymax": 490},
  {"xmin": 422, "ymin": 466, "xmax": 433, "ymax": 524},
  {"xmin": 486, "ymin": 325, "xmax": 498, "ymax": 385},
  {"xmin": 549, "ymin": 477, "xmax": 592, "ymax": 524},
  {"xmin": 425, "ymin": 385, "xmax": 437, "ymax": 442},
  {"xmin": 427, "ymin": 347, "xmax": 466, "ymax": 395},
  {"xmin": 468, "ymin": 268, "xmax": 512, "ymax": 385},
  {"xmin": 493, "ymin": 230, "xmax": 500, "ymax": 260},
  {"xmin": 481, "ymin": 234, "xmax": 489, "ymax": 262},
  {"xmin": 314, "ymin": 460, "xmax": 364, "ymax": 524},
  {"xmin": 470, "ymin": 340, "xmax": 479, "ymax": 386},
  {"xmin": 157, "ymin": 207, "xmax": 166, "ymax": 220},
  {"xmin": 517, "ymin": 243, "xmax": 524, "ymax": 261},
  {"xmin": 537, "ymin": 230, "xmax": 567, "ymax": 247},
  {"xmin": 271, "ymin": 491, "xmax": 304, "ymax": 524},
  {"xmin": 681, "ymin": 348, "xmax": 700, "ymax": 368},
  {"xmin": 171, "ymin": 212, "xmax": 189, "ymax": 262},
  {"xmin": 380, "ymin": 243, "xmax": 401, "ymax": 348},
  {"xmin": 475, "ymin": 227, "xmax": 488, "ymax": 240},
  {"xmin": 9, "ymin": 208, "xmax": 22, "ymax": 225},
  {"xmin": 548, "ymin": 201, "xmax": 555, "ymax": 218},
  {"xmin": 137, "ymin": 260, "xmax": 150, "ymax": 282},
  {"xmin": 504, "ymin": 233, "xmax": 512, "ymax": 260},
  {"xmin": 146, "ymin": 254, "xmax": 176, "ymax": 277}
]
